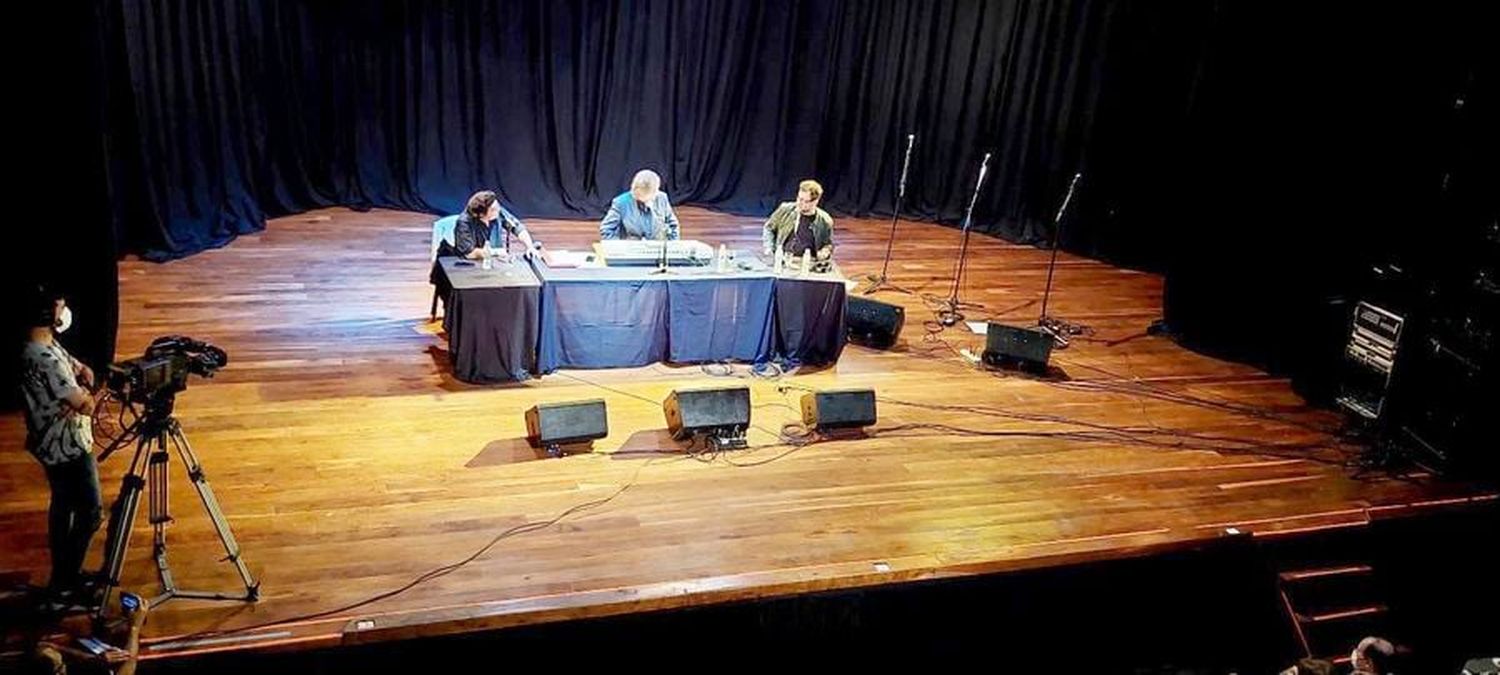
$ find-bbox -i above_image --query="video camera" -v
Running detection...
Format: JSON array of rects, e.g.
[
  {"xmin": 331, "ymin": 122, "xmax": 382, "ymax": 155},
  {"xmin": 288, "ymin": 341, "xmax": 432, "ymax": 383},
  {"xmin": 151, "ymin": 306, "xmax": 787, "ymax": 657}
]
[{"xmin": 106, "ymin": 336, "xmax": 228, "ymax": 404}]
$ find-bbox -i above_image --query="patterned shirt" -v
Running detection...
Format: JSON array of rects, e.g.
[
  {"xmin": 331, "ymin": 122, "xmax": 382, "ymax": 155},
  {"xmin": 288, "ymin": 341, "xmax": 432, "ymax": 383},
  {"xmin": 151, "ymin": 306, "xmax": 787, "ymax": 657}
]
[{"xmin": 20, "ymin": 340, "xmax": 93, "ymax": 466}]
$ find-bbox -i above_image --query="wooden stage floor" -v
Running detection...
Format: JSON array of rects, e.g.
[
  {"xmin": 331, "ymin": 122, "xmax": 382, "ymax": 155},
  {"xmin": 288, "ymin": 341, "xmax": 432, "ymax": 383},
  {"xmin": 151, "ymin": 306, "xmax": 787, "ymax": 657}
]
[{"xmin": 1, "ymin": 207, "xmax": 1492, "ymax": 660}]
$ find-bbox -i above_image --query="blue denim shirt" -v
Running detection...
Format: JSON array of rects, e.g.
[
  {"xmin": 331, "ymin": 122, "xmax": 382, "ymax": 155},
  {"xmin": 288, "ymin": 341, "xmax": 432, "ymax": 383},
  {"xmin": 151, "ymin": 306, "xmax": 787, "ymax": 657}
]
[{"xmin": 599, "ymin": 191, "xmax": 680, "ymax": 240}]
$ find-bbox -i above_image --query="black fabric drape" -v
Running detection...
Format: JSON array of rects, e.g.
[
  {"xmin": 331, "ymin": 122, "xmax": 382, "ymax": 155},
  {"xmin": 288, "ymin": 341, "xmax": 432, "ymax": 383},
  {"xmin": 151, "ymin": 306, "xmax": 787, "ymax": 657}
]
[
  {"xmin": 1159, "ymin": 2, "xmax": 1497, "ymax": 395},
  {"xmin": 84, "ymin": 0, "xmax": 1213, "ymax": 263},
  {"xmin": 3, "ymin": 2, "xmax": 118, "ymax": 407},
  {"xmin": 25, "ymin": 0, "xmax": 1493, "ymax": 405}
]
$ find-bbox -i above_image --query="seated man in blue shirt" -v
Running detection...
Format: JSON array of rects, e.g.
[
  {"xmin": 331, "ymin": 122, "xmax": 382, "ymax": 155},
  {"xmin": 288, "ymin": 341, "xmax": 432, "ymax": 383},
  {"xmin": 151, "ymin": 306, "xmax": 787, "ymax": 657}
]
[{"xmin": 599, "ymin": 169, "xmax": 680, "ymax": 240}]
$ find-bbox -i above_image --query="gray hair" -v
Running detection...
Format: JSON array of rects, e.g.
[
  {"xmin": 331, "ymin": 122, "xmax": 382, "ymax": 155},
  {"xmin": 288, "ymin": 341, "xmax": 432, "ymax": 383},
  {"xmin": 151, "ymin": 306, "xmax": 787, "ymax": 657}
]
[{"xmin": 631, "ymin": 169, "xmax": 662, "ymax": 192}]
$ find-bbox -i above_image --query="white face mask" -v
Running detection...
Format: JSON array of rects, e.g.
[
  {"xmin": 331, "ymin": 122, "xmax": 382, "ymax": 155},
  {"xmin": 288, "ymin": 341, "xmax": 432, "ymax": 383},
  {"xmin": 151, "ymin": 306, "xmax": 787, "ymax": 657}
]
[{"xmin": 54, "ymin": 305, "xmax": 73, "ymax": 334}]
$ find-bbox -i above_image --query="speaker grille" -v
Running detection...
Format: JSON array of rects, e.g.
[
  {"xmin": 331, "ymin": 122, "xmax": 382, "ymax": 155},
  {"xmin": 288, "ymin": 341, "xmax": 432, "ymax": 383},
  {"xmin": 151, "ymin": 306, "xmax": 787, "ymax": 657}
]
[
  {"xmin": 801, "ymin": 389, "xmax": 877, "ymax": 429},
  {"xmin": 664, "ymin": 387, "xmax": 751, "ymax": 440},
  {"xmin": 526, "ymin": 399, "xmax": 608, "ymax": 446},
  {"xmin": 847, "ymin": 296, "xmax": 905, "ymax": 349},
  {"xmin": 983, "ymin": 323, "xmax": 1053, "ymax": 372}
]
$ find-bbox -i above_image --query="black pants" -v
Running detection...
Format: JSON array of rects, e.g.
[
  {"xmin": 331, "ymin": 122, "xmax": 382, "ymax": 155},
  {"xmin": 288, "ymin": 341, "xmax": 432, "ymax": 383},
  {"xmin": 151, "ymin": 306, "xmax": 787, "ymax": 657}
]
[
  {"xmin": 43, "ymin": 454, "xmax": 103, "ymax": 591},
  {"xmin": 430, "ymin": 258, "xmax": 453, "ymax": 314}
]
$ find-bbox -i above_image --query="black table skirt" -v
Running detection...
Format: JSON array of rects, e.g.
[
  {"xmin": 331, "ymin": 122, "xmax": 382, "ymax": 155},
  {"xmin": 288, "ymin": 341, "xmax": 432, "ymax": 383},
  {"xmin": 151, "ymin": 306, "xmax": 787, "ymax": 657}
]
[
  {"xmin": 445, "ymin": 285, "xmax": 540, "ymax": 383},
  {"xmin": 436, "ymin": 257, "xmax": 541, "ymax": 383}
]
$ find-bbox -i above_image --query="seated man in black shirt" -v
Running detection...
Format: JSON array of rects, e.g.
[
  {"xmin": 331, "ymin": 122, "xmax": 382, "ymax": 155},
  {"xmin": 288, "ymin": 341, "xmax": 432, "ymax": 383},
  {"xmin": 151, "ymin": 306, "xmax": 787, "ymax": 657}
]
[{"xmin": 761, "ymin": 179, "xmax": 834, "ymax": 265}]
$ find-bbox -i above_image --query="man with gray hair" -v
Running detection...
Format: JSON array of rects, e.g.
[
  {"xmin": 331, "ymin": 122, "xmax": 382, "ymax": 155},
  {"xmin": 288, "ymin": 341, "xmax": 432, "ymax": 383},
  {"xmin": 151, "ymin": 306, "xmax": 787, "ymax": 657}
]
[{"xmin": 599, "ymin": 169, "xmax": 680, "ymax": 240}]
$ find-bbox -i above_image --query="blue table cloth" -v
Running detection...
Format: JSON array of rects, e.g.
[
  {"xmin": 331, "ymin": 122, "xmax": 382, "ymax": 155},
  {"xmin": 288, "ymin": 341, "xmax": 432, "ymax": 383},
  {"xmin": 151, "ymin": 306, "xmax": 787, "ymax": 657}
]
[{"xmin": 532, "ymin": 256, "xmax": 844, "ymax": 373}]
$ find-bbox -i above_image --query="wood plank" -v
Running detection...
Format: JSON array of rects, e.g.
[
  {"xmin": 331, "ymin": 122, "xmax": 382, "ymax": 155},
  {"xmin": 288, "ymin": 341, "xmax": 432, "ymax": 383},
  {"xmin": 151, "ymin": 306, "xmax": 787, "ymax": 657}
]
[{"xmin": 1, "ymin": 206, "xmax": 1490, "ymax": 660}]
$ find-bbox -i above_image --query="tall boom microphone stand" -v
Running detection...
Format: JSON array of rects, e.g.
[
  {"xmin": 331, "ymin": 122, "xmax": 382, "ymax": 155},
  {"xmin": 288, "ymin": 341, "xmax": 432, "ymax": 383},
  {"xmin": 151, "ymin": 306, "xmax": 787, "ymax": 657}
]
[
  {"xmin": 935, "ymin": 152, "xmax": 992, "ymax": 327},
  {"xmin": 863, "ymin": 133, "xmax": 916, "ymax": 294},
  {"xmin": 1037, "ymin": 172, "xmax": 1086, "ymax": 347}
]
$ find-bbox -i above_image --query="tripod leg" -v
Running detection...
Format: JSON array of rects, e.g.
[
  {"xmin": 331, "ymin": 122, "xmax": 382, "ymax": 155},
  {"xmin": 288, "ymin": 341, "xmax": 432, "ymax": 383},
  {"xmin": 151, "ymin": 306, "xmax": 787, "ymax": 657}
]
[
  {"xmin": 95, "ymin": 435, "xmax": 152, "ymax": 621},
  {"xmin": 167, "ymin": 422, "xmax": 259, "ymax": 601},
  {"xmin": 149, "ymin": 433, "xmax": 176, "ymax": 604}
]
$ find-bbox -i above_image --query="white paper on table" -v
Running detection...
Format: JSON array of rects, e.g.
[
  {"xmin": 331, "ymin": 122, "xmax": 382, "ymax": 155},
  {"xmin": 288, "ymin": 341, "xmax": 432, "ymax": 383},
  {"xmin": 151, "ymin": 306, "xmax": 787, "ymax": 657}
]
[
  {"xmin": 543, "ymin": 250, "xmax": 592, "ymax": 268},
  {"xmin": 966, "ymin": 321, "xmax": 989, "ymax": 335}
]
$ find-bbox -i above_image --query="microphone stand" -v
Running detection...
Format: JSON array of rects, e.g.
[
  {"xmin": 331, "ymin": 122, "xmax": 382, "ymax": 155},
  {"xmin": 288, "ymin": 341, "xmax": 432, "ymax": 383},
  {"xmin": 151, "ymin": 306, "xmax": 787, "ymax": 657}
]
[
  {"xmin": 497, "ymin": 204, "xmax": 521, "ymax": 257},
  {"xmin": 649, "ymin": 209, "xmax": 673, "ymax": 275},
  {"xmin": 1037, "ymin": 172, "xmax": 1085, "ymax": 348},
  {"xmin": 863, "ymin": 133, "xmax": 916, "ymax": 294},
  {"xmin": 936, "ymin": 152, "xmax": 991, "ymax": 327}
]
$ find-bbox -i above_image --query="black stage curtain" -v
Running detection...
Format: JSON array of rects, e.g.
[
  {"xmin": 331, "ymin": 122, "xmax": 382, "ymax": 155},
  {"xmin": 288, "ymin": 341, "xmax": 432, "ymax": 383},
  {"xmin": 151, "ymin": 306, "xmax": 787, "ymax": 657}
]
[
  {"xmin": 80, "ymin": 0, "xmax": 1215, "ymax": 264},
  {"xmin": 3, "ymin": 2, "xmax": 118, "ymax": 407},
  {"xmin": 10, "ymin": 1, "xmax": 1491, "ymax": 403},
  {"xmin": 1159, "ymin": 2, "xmax": 1496, "ymax": 396}
]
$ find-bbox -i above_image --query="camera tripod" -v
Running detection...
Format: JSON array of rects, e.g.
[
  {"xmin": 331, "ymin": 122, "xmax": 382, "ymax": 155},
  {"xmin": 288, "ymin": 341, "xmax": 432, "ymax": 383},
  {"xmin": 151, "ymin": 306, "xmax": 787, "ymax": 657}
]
[{"xmin": 94, "ymin": 395, "xmax": 259, "ymax": 620}]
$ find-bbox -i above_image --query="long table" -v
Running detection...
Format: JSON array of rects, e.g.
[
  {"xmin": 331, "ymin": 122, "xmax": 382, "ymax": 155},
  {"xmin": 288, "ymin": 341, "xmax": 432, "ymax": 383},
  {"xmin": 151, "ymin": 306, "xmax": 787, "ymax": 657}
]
[
  {"xmin": 439, "ymin": 252, "xmax": 847, "ymax": 381},
  {"xmin": 533, "ymin": 254, "xmax": 847, "ymax": 373}
]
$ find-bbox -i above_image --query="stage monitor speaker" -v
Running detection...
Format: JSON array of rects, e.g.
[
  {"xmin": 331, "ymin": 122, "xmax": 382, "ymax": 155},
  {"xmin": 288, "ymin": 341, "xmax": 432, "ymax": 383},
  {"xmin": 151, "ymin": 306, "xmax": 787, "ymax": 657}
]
[
  {"xmin": 983, "ymin": 323, "xmax": 1053, "ymax": 374},
  {"xmin": 847, "ymin": 296, "xmax": 905, "ymax": 349},
  {"xmin": 801, "ymin": 388, "xmax": 877, "ymax": 430},
  {"xmin": 664, "ymin": 386, "xmax": 751, "ymax": 444},
  {"xmin": 526, "ymin": 399, "xmax": 608, "ymax": 450}
]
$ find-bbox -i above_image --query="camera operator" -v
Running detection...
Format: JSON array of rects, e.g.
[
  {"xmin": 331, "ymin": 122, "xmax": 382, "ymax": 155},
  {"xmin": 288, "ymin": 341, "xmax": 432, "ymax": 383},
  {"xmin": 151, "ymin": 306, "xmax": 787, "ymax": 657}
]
[{"xmin": 19, "ymin": 287, "xmax": 101, "ymax": 612}]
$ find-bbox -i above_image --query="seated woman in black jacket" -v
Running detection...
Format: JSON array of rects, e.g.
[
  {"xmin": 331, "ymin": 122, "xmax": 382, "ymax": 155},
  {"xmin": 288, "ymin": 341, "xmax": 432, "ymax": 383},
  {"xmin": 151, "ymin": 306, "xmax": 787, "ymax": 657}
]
[
  {"xmin": 450, "ymin": 190, "xmax": 539, "ymax": 259},
  {"xmin": 430, "ymin": 190, "xmax": 542, "ymax": 318}
]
